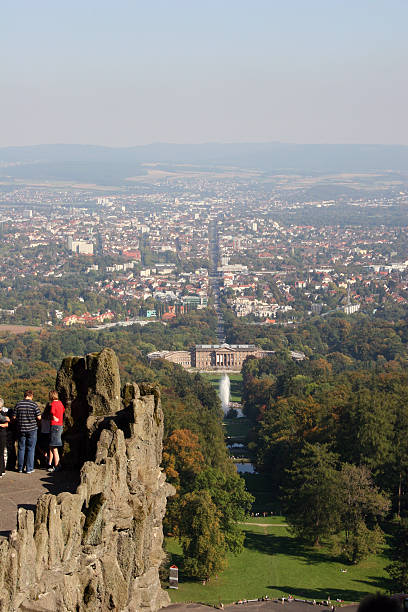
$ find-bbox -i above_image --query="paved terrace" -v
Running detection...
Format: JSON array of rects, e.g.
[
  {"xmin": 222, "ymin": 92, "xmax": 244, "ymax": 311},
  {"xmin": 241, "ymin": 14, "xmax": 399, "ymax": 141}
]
[{"xmin": 0, "ymin": 467, "xmax": 80, "ymax": 538}]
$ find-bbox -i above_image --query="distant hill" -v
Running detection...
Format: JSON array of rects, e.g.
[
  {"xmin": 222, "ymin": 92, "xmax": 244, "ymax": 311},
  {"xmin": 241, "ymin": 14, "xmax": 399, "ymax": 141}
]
[{"xmin": 1, "ymin": 142, "xmax": 408, "ymax": 184}]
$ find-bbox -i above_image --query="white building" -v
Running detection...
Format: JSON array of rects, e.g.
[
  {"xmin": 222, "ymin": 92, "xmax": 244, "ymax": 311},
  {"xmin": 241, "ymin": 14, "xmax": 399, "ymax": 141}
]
[
  {"xmin": 343, "ymin": 303, "xmax": 360, "ymax": 315},
  {"xmin": 67, "ymin": 237, "xmax": 94, "ymax": 255}
]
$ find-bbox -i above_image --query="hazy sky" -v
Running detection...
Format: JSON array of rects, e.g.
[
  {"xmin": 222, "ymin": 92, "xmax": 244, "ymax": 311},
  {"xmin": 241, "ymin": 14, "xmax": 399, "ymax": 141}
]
[{"xmin": 2, "ymin": 0, "xmax": 407, "ymax": 147}]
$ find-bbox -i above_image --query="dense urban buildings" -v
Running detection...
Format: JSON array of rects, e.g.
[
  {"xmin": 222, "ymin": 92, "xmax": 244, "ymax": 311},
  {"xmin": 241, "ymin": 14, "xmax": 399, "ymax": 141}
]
[{"xmin": 0, "ymin": 173, "xmax": 407, "ymax": 333}]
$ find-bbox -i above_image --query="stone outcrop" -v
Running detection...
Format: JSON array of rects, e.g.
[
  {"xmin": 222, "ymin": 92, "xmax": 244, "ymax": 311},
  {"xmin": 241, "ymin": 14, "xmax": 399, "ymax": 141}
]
[{"xmin": 0, "ymin": 349, "xmax": 174, "ymax": 611}]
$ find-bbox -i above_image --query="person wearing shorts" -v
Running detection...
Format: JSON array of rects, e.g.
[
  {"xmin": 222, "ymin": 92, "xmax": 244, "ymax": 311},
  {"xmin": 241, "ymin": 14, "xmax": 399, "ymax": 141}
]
[{"xmin": 47, "ymin": 391, "xmax": 65, "ymax": 473}]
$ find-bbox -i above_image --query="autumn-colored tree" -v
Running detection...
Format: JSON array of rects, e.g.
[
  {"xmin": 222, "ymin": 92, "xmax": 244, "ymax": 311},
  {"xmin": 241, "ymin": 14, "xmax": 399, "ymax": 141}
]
[
  {"xmin": 309, "ymin": 357, "xmax": 332, "ymax": 380},
  {"xmin": 162, "ymin": 428, "xmax": 204, "ymax": 491}
]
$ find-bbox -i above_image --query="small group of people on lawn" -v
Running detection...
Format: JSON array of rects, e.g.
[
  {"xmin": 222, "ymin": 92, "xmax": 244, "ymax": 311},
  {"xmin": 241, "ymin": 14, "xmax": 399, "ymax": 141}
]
[{"xmin": 0, "ymin": 389, "xmax": 65, "ymax": 476}]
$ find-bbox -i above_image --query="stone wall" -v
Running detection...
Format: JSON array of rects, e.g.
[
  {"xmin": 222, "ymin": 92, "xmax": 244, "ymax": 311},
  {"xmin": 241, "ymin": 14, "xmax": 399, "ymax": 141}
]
[{"xmin": 0, "ymin": 349, "xmax": 174, "ymax": 611}]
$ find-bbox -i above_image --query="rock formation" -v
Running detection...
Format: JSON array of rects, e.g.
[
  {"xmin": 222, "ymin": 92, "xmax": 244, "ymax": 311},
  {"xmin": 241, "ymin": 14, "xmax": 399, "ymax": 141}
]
[{"xmin": 0, "ymin": 349, "xmax": 174, "ymax": 611}]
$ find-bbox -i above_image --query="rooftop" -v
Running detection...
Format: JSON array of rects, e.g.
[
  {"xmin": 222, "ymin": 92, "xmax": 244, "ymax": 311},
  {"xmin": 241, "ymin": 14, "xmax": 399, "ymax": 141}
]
[{"xmin": 196, "ymin": 344, "xmax": 257, "ymax": 349}]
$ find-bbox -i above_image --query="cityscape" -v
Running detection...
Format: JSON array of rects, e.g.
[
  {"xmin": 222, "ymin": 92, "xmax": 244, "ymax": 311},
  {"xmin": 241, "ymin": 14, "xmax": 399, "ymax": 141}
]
[
  {"xmin": 0, "ymin": 174, "xmax": 407, "ymax": 336},
  {"xmin": 1, "ymin": 1, "xmax": 408, "ymax": 611},
  {"xmin": 0, "ymin": 154, "xmax": 407, "ymax": 611}
]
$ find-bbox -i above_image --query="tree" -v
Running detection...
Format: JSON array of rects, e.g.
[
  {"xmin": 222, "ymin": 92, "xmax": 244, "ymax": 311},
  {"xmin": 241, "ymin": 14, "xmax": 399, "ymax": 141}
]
[
  {"xmin": 284, "ymin": 443, "xmax": 342, "ymax": 545},
  {"xmin": 171, "ymin": 468, "xmax": 253, "ymax": 579},
  {"xmin": 162, "ymin": 429, "xmax": 206, "ymax": 536},
  {"xmin": 162, "ymin": 429, "xmax": 204, "ymax": 491},
  {"xmin": 255, "ymin": 397, "xmax": 297, "ymax": 486},
  {"xmin": 391, "ymin": 386, "xmax": 408, "ymax": 516},
  {"xmin": 194, "ymin": 468, "xmax": 254, "ymax": 555},
  {"xmin": 179, "ymin": 490, "xmax": 226, "ymax": 581},
  {"xmin": 387, "ymin": 519, "xmax": 408, "ymax": 593},
  {"xmin": 337, "ymin": 386, "xmax": 396, "ymax": 475},
  {"xmin": 335, "ymin": 520, "xmax": 385, "ymax": 565},
  {"xmin": 338, "ymin": 463, "xmax": 390, "ymax": 563}
]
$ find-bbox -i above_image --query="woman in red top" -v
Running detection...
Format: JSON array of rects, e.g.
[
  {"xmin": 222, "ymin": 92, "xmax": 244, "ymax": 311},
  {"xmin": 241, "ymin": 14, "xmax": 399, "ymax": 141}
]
[{"xmin": 47, "ymin": 390, "xmax": 65, "ymax": 473}]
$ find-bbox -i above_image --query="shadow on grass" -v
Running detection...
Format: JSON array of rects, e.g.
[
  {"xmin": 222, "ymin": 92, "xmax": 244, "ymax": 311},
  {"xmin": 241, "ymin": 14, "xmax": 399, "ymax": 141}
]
[
  {"xmin": 243, "ymin": 530, "xmax": 340, "ymax": 566},
  {"xmin": 229, "ymin": 378, "xmax": 242, "ymax": 402},
  {"xmin": 354, "ymin": 574, "xmax": 393, "ymax": 593},
  {"xmin": 271, "ymin": 584, "xmax": 367, "ymax": 603},
  {"xmin": 169, "ymin": 550, "xmax": 184, "ymax": 570},
  {"xmin": 167, "ymin": 547, "xmax": 204, "ymax": 586},
  {"xmin": 380, "ymin": 521, "xmax": 398, "ymax": 563},
  {"xmin": 225, "ymin": 419, "xmax": 250, "ymax": 439}
]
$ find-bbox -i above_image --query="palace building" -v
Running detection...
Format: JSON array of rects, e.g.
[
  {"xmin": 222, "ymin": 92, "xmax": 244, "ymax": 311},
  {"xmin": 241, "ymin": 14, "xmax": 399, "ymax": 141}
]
[
  {"xmin": 147, "ymin": 344, "xmax": 306, "ymax": 371},
  {"xmin": 192, "ymin": 344, "xmax": 268, "ymax": 369}
]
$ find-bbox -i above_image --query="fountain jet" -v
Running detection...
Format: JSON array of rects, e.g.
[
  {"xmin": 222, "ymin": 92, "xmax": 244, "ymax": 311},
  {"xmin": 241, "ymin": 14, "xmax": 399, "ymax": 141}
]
[{"xmin": 219, "ymin": 373, "xmax": 230, "ymax": 413}]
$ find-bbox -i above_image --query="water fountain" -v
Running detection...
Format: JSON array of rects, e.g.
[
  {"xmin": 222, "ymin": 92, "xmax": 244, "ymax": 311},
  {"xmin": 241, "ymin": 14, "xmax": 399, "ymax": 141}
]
[
  {"xmin": 220, "ymin": 373, "xmax": 254, "ymax": 473},
  {"xmin": 219, "ymin": 373, "xmax": 230, "ymax": 413}
]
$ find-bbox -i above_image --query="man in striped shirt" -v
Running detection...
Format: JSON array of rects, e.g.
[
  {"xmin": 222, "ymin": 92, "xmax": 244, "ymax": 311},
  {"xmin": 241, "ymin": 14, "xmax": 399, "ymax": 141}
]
[{"xmin": 11, "ymin": 390, "xmax": 41, "ymax": 474}]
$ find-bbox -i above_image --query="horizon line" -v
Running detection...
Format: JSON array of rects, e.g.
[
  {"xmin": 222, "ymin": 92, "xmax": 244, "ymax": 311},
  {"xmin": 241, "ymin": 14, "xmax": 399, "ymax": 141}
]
[{"xmin": 1, "ymin": 141, "xmax": 408, "ymax": 150}]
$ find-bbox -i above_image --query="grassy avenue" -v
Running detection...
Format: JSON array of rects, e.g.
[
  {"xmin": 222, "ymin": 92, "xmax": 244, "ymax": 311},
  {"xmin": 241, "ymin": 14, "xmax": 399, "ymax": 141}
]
[
  {"xmin": 165, "ymin": 520, "xmax": 390, "ymax": 606},
  {"xmin": 166, "ymin": 373, "xmax": 391, "ymax": 606}
]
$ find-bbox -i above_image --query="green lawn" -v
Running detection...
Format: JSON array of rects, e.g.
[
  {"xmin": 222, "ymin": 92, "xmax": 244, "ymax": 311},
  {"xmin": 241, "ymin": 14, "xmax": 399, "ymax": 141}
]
[
  {"xmin": 224, "ymin": 417, "xmax": 251, "ymax": 439},
  {"xmin": 242, "ymin": 473, "xmax": 281, "ymax": 514},
  {"xmin": 243, "ymin": 516, "xmax": 287, "ymax": 524},
  {"xmin": 201, "ymin": 372, "xmax": 243, "ymax": 403},
  {"xmin": 165, "ymin": 522, "xmax": 391, "ymax": 606}
]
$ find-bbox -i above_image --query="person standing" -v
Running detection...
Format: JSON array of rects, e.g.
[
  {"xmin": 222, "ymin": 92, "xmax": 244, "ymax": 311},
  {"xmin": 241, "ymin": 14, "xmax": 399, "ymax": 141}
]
[
  {"xmin": 0, "ymin": 398, "xmax": 9, "ymax": 477},
  {"xmin": 11, "ymin": 390, "xmax": 41, "ymax": 474},
  {"xmin": 38, "ymin": 401, "xmax": 51, "ymax": 467},
  {"xmin": 47, "ymin": 391, "xmax": 65, "ymax": 472}
]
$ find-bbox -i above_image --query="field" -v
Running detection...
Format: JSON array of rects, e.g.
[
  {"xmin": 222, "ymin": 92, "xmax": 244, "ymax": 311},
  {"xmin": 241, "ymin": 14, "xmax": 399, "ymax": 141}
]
[
  {"xmin": 201, "ymin": 372, "xmax": 243, "ymax": 403},
  {"xmin": 224, "ymin": 417, "xmax": 251, "ymax": 439},
  {"xmin": 242, "ymin": 473, "xmax": 280, "ymax": 514},
  {"xmin": 165, "ymin": 521, "xmax": 391, "ymax": 606},
  {"xmin": 243, "ymin": 516, "xmax": 288, "ymax": 525},
  {"xmin": 0, "ymin": 324, "xmax": 42, "ymax": 335}
]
